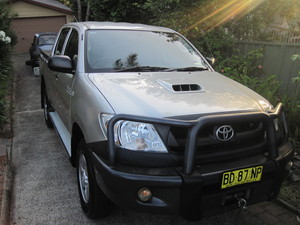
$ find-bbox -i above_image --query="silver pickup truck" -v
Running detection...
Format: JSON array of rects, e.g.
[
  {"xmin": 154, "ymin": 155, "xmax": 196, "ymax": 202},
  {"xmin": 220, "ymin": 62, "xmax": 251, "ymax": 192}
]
[{"xmin": 39, "ymin": 22, "xmax": 294, "ymax": 221}]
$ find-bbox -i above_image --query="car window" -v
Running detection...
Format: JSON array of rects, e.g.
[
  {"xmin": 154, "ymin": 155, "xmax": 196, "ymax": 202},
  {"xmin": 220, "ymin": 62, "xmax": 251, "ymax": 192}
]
[
  {"xmin": 64, "ymin": 29, "xmax": 78, "ymax": 60},
  {"xmin": 54, "ymin": 28, "xmax": 70, "ymax": 55},
  {"xmin": 86, "ymin": 30, "xmax": 207, "ymax": 72},
  {"xmin": 38, "ymin": 34, "xmax": 56, "ymax": 46}
]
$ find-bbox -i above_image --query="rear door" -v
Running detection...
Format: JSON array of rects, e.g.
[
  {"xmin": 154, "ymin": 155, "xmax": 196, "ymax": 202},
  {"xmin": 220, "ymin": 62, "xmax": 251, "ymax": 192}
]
[{"xmin": 46, "ymin": 27, "xmax": 71, "ymax": 109}]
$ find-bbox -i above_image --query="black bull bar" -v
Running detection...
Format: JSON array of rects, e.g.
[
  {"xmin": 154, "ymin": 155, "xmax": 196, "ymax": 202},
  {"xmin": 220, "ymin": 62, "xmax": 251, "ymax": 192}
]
[{"xmin": 107, "ymin": 103, "xmax": 287, "ymax": 174}]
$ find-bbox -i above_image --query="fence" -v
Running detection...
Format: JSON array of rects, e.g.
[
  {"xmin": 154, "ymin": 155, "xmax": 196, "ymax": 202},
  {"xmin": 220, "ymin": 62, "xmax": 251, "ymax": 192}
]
[
  {"xmin": 265, "ymin": 29, "xmax": 300, "ymax": 44},
  {"xmin": 236, "ymin": 41, "xmax": 300, "ymax": 98}
]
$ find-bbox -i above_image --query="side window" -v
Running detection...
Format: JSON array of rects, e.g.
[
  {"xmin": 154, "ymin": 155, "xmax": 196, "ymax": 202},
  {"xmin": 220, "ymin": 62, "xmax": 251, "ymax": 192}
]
[
  {"xmin": 64, "ymin": 29, "xmax": 78, "ymax": 60},
  {"xmin": 54, "ymin": 28, "xmax": 70, "ymax": 55}
]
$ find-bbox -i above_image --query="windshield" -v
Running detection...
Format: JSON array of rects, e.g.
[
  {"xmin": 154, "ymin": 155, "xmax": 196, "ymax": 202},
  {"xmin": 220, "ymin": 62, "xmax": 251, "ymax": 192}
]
[
  {"xmin": 85, "ymin": 30, "xmax": 208, "ymax": 72},
  {"xmin": 38, "ymin": 34, "xmax": 56, "ymax": 46}
]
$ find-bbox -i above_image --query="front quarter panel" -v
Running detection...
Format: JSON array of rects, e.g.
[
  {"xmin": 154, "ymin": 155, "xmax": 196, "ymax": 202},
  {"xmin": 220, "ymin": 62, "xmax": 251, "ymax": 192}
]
[{"xmin": 71, "ymin": 72, "xmax": 114, "ymax": 144}]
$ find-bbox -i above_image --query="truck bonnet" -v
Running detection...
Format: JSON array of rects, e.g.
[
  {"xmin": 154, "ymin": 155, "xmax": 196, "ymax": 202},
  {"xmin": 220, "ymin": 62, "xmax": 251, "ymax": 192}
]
[{"xmin": 88, "ymin": 71, "xmax": 272, "ymax": 118}]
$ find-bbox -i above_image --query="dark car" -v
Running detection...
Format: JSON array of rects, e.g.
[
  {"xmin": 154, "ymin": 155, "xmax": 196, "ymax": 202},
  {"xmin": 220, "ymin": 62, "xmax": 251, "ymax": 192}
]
[{"xmin": 28, "ymin": 32, "xmax": 57, "ymax": 67}]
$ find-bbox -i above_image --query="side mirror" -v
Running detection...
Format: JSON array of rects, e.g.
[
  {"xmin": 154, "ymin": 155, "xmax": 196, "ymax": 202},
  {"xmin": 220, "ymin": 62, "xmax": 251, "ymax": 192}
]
[
  {"xmin": 206, "ymin": 57, "xmax": 216, "ymax": 66},
  {"xmin": 48, "ymin": 55, "xmax": 73, "ymax": 74}
]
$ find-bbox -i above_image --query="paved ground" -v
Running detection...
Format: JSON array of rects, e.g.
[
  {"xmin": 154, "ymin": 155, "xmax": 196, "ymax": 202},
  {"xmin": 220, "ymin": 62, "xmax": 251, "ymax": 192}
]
[{"xmin": 9, "ymin": 54, "xmax": 300, "ymax": 225}]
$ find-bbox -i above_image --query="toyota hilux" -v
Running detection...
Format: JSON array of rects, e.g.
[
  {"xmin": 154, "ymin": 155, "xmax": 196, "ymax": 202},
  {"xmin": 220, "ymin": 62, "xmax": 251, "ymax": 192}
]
[{"xmin": 39, "ymin": 22, "xmax": 294, "ymax": 221}]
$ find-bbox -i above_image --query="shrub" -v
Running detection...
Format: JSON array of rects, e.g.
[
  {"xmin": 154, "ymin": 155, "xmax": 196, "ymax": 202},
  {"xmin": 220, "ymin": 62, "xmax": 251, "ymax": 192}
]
[
  {"xmin": 214, "ymin": 48, "xmax": 281, "ymax": 105},
  {"xmin": 0, "ymin": 0, "xmax": 15, "ymax": 133},
  {"xmin": 0, "ymin": 30, "xmax": 12, "ymax": 123},
  {"xmin": 283, "ymin": 55, "xmax": 300, "ymax": 142}
]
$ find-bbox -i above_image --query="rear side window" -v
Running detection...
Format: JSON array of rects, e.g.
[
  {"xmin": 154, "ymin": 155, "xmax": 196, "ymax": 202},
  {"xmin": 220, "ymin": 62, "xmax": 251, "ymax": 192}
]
[{"xmin": 54, "ymin": 28, "xmax": 70, "ymax": 55}]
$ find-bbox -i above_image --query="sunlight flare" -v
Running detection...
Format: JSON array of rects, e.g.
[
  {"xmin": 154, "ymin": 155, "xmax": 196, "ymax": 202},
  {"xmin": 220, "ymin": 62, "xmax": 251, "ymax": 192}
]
[{"xmin": 184, "ymin": 0, "xmax": 266, "ymax": 33}]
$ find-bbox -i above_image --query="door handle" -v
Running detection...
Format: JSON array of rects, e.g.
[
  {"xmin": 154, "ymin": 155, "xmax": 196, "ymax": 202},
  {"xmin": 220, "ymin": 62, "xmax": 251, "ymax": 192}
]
[{"xmin": 55, "ymin": 74, "xmax": 59, "ymax": 80}]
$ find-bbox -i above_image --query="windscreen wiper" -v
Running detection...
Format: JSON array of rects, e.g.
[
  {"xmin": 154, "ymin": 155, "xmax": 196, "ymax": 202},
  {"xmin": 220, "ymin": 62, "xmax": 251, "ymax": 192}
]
[
  {"xmin": 116, "ymin": 66, "xmax": 169, "ymax": 72},
  {"xmin": 166, "ymin": 66, "xmax": 209, "ymax": 72}
]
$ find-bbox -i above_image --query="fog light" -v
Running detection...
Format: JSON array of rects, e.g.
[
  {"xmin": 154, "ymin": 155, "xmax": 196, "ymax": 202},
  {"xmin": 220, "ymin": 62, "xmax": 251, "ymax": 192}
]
[{"xmin": 138, "ymin": 187, "xmax": 152, "ymax": 202}]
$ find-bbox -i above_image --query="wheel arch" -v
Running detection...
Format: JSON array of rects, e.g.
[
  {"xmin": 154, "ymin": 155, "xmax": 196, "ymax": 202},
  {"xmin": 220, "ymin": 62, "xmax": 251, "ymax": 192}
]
[{"xmin": 71, "ymin": 122, "xmax": 84, "ymax": 167}]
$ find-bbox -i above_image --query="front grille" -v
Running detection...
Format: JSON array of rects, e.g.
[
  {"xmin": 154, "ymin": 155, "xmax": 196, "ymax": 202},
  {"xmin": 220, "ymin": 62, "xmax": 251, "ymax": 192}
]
[{"xmin": 166, "ymin": 121, "xmax": 267, "ymax": 163}]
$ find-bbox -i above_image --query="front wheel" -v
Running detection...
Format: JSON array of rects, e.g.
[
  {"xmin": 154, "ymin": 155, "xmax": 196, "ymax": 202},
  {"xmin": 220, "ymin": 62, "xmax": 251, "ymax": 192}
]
[{"xmin": 77, "ymin": 139, "xmax": 113, "ymax": 219}]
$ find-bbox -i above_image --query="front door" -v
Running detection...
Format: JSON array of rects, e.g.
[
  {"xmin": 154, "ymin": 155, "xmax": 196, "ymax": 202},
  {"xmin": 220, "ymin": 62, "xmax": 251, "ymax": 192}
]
[{"xmin": 54, "ymin": 28, "xmax": 79, "ymax": 132}]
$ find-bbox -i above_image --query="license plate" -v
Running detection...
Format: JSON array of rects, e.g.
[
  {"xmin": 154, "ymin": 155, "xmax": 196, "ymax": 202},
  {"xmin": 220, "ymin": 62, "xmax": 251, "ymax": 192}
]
[{"xmin": 221, "ymin": 166, "xmax": 263, "ymax": 189}]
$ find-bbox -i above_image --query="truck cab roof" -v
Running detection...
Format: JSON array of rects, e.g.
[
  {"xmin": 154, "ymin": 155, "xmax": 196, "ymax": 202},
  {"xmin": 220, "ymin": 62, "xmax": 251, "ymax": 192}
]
[{"xmin": 64, "ymin": 21, "xmax": 177, "ymax": 33}]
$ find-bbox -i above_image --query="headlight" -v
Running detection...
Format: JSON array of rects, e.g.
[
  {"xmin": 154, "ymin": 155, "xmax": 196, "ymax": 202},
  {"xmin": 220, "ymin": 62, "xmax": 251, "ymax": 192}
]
[{"xmin": 114, "ymin": 121, "xmax": 168, "ymax": 153}]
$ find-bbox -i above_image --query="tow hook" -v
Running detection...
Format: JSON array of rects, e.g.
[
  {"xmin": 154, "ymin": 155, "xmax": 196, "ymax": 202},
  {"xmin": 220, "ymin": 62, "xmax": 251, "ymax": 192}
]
[{"xmin": 235, "ymin": 194, "xmax": 247, "ymax": 210}]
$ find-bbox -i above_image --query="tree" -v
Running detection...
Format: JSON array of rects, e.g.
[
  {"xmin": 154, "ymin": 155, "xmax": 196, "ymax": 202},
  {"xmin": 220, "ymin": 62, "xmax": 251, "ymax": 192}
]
[
  {"xmin": 88, "ymin": 0, "xmax": 149, "ymax": 23},
  {"xmin": 67, "ymin": 0, "xmax": 183, "ymax": 23},
  {"xmin": 76, "ymin": 0, "xmax": 82, "ymax": 21}
]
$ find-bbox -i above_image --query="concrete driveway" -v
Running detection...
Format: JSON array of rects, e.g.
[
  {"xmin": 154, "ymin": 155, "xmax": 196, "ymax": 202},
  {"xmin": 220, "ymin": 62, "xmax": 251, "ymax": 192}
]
[{"xmin": 9, "ymin": 54, "xmax": 294, "ymax": 225}]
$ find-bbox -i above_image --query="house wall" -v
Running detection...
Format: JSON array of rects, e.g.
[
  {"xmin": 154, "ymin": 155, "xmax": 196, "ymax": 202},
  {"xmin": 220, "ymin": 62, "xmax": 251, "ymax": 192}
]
[
  {"xmin": 11, "ymin": 1, "xmax": 73, "ymax": 53},
  {"xmin": 12, "ymin": 1, "xmax": 73, "ymax": 23}
]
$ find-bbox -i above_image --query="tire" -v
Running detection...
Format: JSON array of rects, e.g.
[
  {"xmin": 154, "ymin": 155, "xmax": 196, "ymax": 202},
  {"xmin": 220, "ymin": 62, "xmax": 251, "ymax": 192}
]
[
  {"xmin": 77, "ymin": 139, "xmax": 113, "ymax": 219},
  {"xmin": 42, "ymin": 88, "xmax": 53, "ymax": 128}
]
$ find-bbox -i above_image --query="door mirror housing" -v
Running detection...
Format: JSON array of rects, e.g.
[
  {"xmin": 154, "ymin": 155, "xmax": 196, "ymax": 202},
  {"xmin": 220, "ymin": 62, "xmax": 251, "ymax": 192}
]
[{"xmin": 48, "ymin": 55, "xmax": 74, "ymax": 74}]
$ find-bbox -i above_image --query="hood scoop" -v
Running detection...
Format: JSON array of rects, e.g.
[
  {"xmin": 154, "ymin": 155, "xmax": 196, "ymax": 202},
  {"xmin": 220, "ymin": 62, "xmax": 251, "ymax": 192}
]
[{"xmin": 157, "ymin": 79, "xmax": 204, "ymax": 93}]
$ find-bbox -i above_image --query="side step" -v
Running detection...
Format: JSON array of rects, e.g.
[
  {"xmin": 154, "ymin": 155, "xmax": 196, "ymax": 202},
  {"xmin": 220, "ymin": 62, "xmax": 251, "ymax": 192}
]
[{"xmin": 49, "ymin": 111, "xmax": 72, "ymax": 156}]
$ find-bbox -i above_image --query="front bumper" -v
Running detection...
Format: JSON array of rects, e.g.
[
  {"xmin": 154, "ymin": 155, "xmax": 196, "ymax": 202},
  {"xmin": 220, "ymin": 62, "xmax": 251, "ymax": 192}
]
[
  {"xmin": 91, "ymin": 142, "xmax": 294, "ymax": 220},
  {"xmin": 89, "ymin": 104, "xmax": 295, "ymax": 220}
]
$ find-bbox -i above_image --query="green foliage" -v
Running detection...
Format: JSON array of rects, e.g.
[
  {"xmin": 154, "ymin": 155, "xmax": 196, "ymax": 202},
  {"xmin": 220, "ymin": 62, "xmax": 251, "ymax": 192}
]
[
  {"xmin": 0, "ymin": 0, "xmax": 14, "ymax": 128},
  {"xmin": 0, "ymin": 0, "xmax": 13, "ymax": 31},
  {"xmin": 86, "ymin": 0, "xmax": 194, "ymax": 23},
  {"xmin": 89, "ymin": 0, "xmax": 146, "ymax": 22},
  {"xmin": 215, "ymin": 48, "xmax": 263, "ymax": 77},
  {"xmin": 283, "ymin": 95, "xmax": 300, "ymax": 141},
  {"xmin": 152, "ymin": 0, "xmax": 300, "ymax": 44},
  {"xmin": 68, "ymin": 0, "xmax": 300, "ymax": 43},
  {"xmin": 214, "ymin": 48, "xmax": 281, "ymax": 105},
  {"xmin": 70, "ymin": 0, "xmax": 200, "ymax": 23},
  {"xmin": 232, "ymin": 73, "xmax": 281, "ymax": 106},
  {"xmin": 282, "ymin": 54, "xmax": 300, "ymax": 140},
  {"xmin": 141, "ymin": 0, "xmax": 181, "ymax": 20},
  {"xmin": 191, "ymin": 27, "xmax": 235, "ymax": 60},
  {"xmin": 0, "ymin": 0, "xmax": 17, "ymax": 45}
]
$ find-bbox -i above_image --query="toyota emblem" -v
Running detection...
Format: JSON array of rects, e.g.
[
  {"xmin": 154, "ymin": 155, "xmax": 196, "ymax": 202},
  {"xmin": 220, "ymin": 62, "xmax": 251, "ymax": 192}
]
[{"xmin": 216, "ymin": 125, "xmax": 234, "ymax": 141}]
